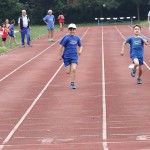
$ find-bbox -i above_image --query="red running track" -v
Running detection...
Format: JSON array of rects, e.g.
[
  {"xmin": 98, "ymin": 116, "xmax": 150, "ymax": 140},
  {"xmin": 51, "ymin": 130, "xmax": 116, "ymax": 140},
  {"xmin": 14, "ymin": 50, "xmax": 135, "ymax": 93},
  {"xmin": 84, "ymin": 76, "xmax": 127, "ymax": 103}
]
[{"xmin": 0, "ymin": 25, "xmax": 150, "ymax": 150}]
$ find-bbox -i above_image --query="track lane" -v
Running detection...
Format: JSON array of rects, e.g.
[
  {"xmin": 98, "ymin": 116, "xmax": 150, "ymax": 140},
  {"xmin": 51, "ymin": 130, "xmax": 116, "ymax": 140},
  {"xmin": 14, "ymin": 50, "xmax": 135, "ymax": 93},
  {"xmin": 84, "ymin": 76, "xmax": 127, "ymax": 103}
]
[
  {"xmin": 0, "ymin": 28, "xmax": 88, "ymax": 149},
  {"xmin": 0, "ymin": 27, "xmax": 104, "ymax": 149},
  {"xmin": 0, "ymin": 25, "xmax": 150, "ymax": 150},
  {"xmin": 103, "ymin": 25, "xmax": 150, "ymax": 150}
]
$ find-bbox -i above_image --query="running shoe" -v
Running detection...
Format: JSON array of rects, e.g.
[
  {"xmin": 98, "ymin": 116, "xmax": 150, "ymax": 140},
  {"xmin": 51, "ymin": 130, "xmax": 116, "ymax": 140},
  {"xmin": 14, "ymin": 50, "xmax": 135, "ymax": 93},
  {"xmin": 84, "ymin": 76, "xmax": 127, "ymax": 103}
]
[
  {"xmin": 137, "ymin": 78, "xmax": 142, "ymax": 84},
  {"xmin": 131, "ymin": 69, "xmax": 136, "ymax": 77},
  {"xmin": 70, "ymin": 83, "xmax": 76, "ymax": 89}
]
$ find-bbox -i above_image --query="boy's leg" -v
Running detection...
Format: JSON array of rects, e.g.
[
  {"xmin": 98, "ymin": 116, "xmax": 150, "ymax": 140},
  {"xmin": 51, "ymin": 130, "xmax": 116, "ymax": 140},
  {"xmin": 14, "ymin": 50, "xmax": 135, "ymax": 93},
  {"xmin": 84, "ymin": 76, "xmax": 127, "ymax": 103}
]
[
  {"xmin": 131, "ymin": 58, "xmax": 139, "ymax": 77},
  {"xmin": 133, "ymin": 58, "xmax": 139, "ymax": 69},
  {"xmin": 65, "ymin": 65, "xmax": 71, "ymax": 74},
  {"xmin": 137, "ymin": 60, "xmax": 143, "ymax": 84},
  {"xmin": 70, "ymin": 63, "xmax": 77, "ymax": 83},
  {"xmin": 70, "ymin": 63, "xmax": 77, "ymax": 89},
  {"xmin": 2, "ymin": 41, "xmax": 5, "ymax": 47},
  {"xmin": 138, "ymin": 65, "xmax": 143, "ymax": 78},
  {"xmin": 14, "ymin": 37, "xmax": 18, "ymax": 44},
  {"xmin": 9, "ymin": 37, "xmax": 12, "ymax": 45}
]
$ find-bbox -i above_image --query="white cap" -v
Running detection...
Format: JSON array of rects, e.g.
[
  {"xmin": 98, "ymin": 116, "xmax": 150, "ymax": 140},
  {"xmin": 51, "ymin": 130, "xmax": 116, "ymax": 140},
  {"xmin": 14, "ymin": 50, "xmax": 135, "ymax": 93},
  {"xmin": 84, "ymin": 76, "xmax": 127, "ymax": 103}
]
[{"xmin": 68, "ymin": 23, "xmax": 76, "ymax": 29}]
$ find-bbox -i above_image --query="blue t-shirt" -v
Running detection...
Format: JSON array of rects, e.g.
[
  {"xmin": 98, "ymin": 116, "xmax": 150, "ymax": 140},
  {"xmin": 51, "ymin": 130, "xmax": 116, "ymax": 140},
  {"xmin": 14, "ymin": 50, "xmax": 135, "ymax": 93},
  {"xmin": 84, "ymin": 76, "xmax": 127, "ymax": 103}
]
[
  {"xmin": 125, "ymin": 36, "xmax": 145, "ymax": 58},
  {"xmin": 43, "ymin": 15, "xmax": 55, "ymax": 29},
  {"xmin": 60, "ymin": 34, "xmax": 82, "ymax": 56},
  {"xmin": 8, "ymin": 24, "xmax": 14, "ymax": 35}
]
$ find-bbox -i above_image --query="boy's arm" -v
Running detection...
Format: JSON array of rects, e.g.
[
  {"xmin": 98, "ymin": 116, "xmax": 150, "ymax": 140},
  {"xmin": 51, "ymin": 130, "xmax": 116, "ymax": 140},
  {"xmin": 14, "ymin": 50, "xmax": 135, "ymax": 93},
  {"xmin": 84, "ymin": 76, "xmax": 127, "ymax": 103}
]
[
  {"xmin": 78, "ymin": 46, "xmax": 83, "ymax": 55},
  {"xmin": 121, "ymin": 41, "xmax": 126, "ymax": 56},
  {"xmin": 58, "ymin": 45, "xmax": 64, "ymax": 60},
  {"xmin": 138, "ymin": 36, "xmax": 148, "ymax": 45}
]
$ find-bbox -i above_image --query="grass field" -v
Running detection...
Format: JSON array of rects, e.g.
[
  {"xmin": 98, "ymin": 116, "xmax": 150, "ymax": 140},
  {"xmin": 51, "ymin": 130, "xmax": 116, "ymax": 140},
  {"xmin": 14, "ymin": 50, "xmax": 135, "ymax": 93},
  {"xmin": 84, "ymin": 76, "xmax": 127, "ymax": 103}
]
[
  {"xmin": 0, "ymin": 25, "xmax": 59, "ymax": 54},
  {"xmin": 0, "ymin": 21, "xmax": 148, "ymax": 55}
]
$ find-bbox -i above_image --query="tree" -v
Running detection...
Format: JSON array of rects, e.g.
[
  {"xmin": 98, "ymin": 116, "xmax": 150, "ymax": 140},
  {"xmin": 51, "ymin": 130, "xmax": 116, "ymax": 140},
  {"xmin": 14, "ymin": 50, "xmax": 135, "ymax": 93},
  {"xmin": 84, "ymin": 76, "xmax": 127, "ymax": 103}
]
[
  {"xmin": 131, "ymin": 0, "xmax": 148, "ymax": 21},
  {"xmin": 0, "ymin": 0, "xmax": 21, "ymax": 23}
]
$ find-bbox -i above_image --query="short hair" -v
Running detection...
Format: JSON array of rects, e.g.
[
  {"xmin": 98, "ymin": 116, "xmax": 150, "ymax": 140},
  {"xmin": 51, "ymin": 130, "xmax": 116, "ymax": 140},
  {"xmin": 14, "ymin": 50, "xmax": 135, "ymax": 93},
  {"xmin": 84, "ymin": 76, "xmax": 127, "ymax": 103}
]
[
  {"xmin": 48, "ymin": 10, "xmax": 52, "ymax": 13},
  {"xmin": 133, "ymin": 24, "xmax": 141, "ymax": 29},
  {"xmin": 11, "ymin": 19, "xmax": 15, "ymax": 24},
  {"xmin": 1, "ymin": 22, "xmax": 6, "ymax": 27},
  {"xmin": 22, "ymin": 10, "xmax": 26, "ymax": 13}
]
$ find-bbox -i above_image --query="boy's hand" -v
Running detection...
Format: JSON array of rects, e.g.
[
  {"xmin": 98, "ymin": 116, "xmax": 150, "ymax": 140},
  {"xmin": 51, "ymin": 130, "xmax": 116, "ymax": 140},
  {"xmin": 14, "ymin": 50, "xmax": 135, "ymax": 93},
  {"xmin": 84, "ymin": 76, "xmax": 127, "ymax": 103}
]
[
  {"xmin": 120, "ymin": 51, "xmax": 124, "ymax": 56},
  {"xmin": 58, "ymin": 54, "xmax": 62, "ymax": 60},
  {"xmin": 78, "ymin": 51, "xmax": 82, "ymax": 55}
]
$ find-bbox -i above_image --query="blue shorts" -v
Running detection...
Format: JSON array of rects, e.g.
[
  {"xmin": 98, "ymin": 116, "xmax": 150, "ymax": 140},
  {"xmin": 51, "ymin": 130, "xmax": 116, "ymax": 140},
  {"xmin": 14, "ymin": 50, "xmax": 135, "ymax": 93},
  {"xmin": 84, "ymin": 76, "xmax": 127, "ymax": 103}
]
[
  {"xmin": 131, "ymin": 56, "xmax": 143, "ymax": 65},
  {"xmin": 62, "ymin": 55, "xmax": 78, "ymax": 67},
  {"xmin": 9, "ymin": 33, "xmax": 15, "ymax": 38},
  {"xmin": 47, "ymin": 25, "xmax": 54, "ymax": 30}
]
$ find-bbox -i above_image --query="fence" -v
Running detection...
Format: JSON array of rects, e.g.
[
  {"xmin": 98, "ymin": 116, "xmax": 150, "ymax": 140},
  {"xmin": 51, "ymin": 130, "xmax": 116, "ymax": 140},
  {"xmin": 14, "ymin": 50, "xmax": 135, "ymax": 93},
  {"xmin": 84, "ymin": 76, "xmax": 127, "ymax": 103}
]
[{"xmin": 95, "ymin": 16, "xmax": 136, "ymax": 26}]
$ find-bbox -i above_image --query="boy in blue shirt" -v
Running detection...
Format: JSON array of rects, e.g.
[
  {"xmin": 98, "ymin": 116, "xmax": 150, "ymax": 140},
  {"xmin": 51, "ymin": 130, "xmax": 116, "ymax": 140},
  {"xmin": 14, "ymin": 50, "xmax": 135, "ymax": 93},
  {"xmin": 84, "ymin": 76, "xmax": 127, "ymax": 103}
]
[
  {"xmin": 121, "ymin": 25, "xmax": 148, "ymax": 84},
  {"xmin": 8, "ymin": 19, "xmax": 18, "ymax": 45},
  {"xmin": 58, "ymin": 23, "xmax": 82, "ymax": 89},
  {"xmin": 43, "ymin": 10, "xmax": 55, "ymax": 42}
]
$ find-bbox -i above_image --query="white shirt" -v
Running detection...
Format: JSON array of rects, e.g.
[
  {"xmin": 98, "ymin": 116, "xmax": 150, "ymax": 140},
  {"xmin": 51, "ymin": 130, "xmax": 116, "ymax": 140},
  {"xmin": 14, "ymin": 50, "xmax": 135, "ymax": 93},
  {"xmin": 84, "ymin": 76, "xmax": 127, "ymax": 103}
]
[{"xmin": 18, "ymin": 15, "xmax": 29, "ymax": 27}]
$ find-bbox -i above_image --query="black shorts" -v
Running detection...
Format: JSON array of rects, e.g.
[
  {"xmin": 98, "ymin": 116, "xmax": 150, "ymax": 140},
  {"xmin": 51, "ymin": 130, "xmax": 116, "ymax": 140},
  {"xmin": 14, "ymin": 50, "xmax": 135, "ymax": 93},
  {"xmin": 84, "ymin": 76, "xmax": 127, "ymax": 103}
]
[{"xmin": 2, "ymin": 38, "xmax": 6, "ymax": 41}]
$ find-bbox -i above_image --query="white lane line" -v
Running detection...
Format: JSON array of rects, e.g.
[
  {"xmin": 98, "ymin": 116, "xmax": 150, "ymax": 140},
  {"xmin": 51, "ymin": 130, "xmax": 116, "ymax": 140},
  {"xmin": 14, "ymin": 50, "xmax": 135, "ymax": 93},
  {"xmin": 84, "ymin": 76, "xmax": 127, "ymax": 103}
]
[
  {"xmin": 102, "ymin": 26, "xmax": 108, "ymax": 150},
  {"xmin": 0, "ymin": 27, "xmax": 89, "ymax": 150},
  {"xmin": 115, "ymin": 25, "xmax": 150, "ymax": 71},
  {"xmin": 0, "ymin": 40, "xmax": 60, "ymax": 82}
]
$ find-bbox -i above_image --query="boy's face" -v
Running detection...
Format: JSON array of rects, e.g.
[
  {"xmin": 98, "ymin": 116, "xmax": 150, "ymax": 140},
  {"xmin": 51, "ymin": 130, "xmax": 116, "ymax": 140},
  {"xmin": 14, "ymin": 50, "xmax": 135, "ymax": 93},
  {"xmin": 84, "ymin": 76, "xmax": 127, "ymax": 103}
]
[
  {"xmin": 68, "ymin": 28, "xmax": 76, "ymax": 36},
  {"xmin": 133, "ymin": 26, "xmax": 141, "ymax": 35}
]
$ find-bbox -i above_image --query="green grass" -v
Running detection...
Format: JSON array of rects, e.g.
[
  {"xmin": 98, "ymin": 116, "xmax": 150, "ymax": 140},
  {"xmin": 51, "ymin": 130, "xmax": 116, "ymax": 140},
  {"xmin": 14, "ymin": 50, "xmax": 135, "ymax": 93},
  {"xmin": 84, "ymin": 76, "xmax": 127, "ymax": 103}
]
[
  {"xmin": 138, "ymin": 20, "xmax": 149, "ymax": 27},
  {"xmin": 0, "ymin": 21, "xmax": 148, "ymax": 54},
  {"xmin": 0, "ymin": 25, "xmax": 59, "ymax": 54}
]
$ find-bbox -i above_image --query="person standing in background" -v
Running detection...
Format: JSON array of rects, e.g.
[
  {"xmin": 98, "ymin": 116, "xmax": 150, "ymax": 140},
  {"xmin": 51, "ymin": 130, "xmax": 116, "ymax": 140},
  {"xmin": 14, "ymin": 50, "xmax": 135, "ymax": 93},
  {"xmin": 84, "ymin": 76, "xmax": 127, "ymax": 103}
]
[
  {"xmin": 0, "ymin": 22, "xmax": 8, "ymax": 47},
  {"xmin": 43, "ymin": 10, "xmax": 55, "ymax": 42},
  {"xmin": 18, "ymin": 10, "xmax": 31, "ymax": 47},
  {"xmin": 8, "ymin": 19, "xmax": 18, "ymax": 45},
  {"xmin": 58, "ymin": 11, "xmax": 65, "ymax": 31},
  {"xmin": 5, "ymin": 19, "xmax": 10, "ymax": 34}
]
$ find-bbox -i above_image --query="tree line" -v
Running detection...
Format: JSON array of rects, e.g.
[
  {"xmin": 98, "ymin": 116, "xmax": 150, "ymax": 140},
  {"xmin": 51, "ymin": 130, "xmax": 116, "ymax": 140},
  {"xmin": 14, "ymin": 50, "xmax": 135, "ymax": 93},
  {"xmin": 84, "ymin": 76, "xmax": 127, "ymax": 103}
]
[{"xmin": 0, "ymin": 0, "xmax": 150, "ymax": 25}]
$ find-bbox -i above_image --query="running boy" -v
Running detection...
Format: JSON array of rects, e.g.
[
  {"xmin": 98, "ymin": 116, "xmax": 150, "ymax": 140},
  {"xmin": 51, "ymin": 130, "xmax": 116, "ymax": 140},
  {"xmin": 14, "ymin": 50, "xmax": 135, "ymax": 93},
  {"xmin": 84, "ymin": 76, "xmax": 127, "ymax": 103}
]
[
  {"xmin": 121, "ymin": 24, "xmax": 148, "ymax": 84},
  {"xmin": 58, "ymin": 23, "xmax": 82, "ymax": 89}
]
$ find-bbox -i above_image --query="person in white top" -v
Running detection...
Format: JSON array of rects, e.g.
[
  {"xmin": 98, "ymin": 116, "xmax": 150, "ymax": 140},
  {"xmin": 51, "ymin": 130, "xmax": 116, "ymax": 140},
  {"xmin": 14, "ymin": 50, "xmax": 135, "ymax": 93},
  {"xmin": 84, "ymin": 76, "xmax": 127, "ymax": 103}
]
[{"xmin": 18, "ymin": 10, "xmax": 31, "ymax": 47}]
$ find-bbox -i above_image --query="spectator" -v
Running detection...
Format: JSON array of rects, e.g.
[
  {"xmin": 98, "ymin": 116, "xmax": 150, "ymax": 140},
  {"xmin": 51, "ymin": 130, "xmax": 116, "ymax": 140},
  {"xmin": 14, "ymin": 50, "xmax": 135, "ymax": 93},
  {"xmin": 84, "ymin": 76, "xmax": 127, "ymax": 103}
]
[
  {"xmin": 43, "ymin": 10, "xmax": 55, "ymax": 42},
  {"xmin": 18, "ymin": 10, "xmax": 31, "ymax": 47},
  {"xmin": 58, "ymin": 11, "xmax": 65, "ymax": 31},
  {"xmin": 0, "ymin": 22, "xmax": 8, "ymax": 47}
]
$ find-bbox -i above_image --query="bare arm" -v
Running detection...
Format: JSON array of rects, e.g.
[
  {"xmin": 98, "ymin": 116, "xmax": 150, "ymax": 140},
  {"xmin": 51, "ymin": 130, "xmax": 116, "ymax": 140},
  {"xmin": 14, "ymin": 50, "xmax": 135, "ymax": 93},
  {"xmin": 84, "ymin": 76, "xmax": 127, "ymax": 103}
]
[
  {"xmin": 138, "ymin": 36, "xmax": 148, "ymax": 45},
  {"xmin": 78, "ymin": 46, "xmax": 83, "ymax": 55},
  {"xmin": 43, "ymin": 20, "xmax": 48, "ymax": 25},
  {"xmin": 18, "ymin": 23, "xmax": 21, "ymax": 32},
  {"xmin": 120, "ymin": 41, "xmax": 126, "ymax": 56},
  {"xmin": 58, "ymin": 45, "xmax": 64, "ymax": 60}
]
